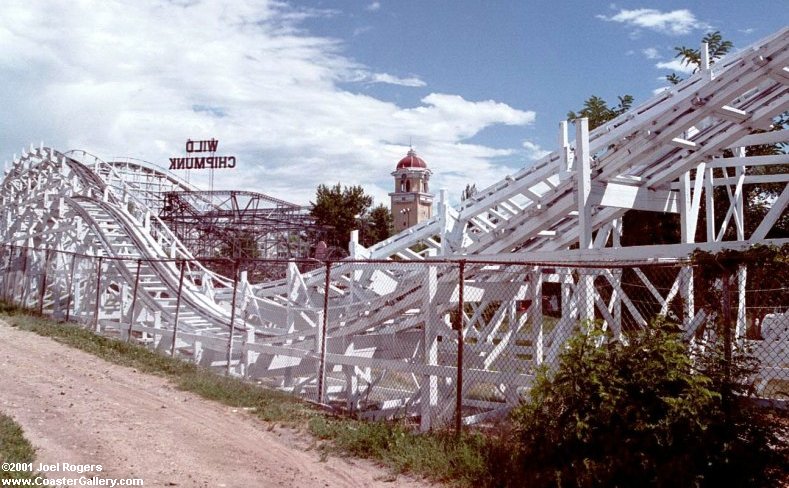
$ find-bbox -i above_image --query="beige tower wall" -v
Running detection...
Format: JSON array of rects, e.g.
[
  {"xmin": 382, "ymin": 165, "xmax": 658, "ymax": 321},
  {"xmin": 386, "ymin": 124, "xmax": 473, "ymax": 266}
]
[{"xmin": 391, "ymin": 193, "xmax": 432, "ymax": 231}]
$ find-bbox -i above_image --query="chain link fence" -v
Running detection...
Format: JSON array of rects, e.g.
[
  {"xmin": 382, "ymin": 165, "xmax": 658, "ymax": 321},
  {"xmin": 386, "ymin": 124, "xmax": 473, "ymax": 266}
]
[{"xmin": 0, "ymin": 244, "xmax": 786, "ymax": 433}]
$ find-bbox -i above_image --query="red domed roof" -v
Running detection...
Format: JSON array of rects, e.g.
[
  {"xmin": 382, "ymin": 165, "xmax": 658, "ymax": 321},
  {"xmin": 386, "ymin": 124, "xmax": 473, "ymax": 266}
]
[{"xmin": 396, "ymin": 149, "xmax": 427, "ymax": 170}]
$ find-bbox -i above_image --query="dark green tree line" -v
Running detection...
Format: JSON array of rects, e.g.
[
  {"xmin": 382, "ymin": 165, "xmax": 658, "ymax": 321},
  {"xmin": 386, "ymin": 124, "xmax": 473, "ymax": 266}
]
[{"xmin": 310, "ymin": 183, "xmax": 393, "ymax": 251}]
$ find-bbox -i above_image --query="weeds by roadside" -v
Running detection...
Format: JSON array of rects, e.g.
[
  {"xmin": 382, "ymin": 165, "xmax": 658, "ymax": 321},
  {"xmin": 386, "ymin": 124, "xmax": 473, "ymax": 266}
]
[
  {"xmin": 309, "ymin": 416, "xmax": 495, "ymax": 486},
  {"xmin": 0, "ymin": 413, "xmax": 38, "ymax": 481}
]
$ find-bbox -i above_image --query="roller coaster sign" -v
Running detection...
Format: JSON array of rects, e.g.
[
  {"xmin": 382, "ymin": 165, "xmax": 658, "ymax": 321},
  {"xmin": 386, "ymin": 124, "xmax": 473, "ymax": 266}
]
[{"xmin": 169, "ymin": 139, "xmax": 236, "ymax": 170}]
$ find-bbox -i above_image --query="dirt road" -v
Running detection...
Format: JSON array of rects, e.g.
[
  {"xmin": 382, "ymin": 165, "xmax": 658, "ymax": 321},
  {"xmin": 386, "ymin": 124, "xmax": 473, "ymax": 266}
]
[{"xmin": 0, "ymin": 321, "xmax": 433, "ymax": 487}]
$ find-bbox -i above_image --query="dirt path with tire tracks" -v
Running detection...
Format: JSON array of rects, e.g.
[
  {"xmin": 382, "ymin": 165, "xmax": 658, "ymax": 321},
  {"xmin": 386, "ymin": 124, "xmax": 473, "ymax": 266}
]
[{"xmin": 0, "ymin": 320, "xmax": 433, "ymax": 487}]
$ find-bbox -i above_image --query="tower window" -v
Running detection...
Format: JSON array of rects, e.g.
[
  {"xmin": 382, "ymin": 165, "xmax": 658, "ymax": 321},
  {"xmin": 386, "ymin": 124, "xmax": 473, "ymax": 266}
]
[{"xmin": 406, "ymin": 180, "xmax": 411, "ymax": 192}]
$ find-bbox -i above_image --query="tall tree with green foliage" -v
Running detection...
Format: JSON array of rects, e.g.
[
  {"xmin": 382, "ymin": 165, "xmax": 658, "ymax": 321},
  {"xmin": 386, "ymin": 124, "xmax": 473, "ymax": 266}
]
[
  {"xmin": 364, "ymin": 204, "xmax": 393, "ymax": 246},
  {"xmin": 567, "ymin": 95, "xmax": 633, "ymax": 129},
  {"xmin": 667, "ymin": 31, "xmax": 733, "ymax": 84},
  {"xmin": 310, "ymin": 183, "xmax": 373, "ymax": 250}
]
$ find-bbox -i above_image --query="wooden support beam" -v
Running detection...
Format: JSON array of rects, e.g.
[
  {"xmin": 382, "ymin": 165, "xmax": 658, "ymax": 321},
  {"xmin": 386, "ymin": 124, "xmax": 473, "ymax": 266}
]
[
  {"xmin": 575, "ymin": 118, "xmax": 592, "ymax": 250},
  {"xmin": 575, "ymin": 118, "xmax": 594, "ymax": 322},
  {"xmin": 705, "ymin": 166, "xmax": 715, "ymax": 242},
  {"xmin": 471, "ymin": 238, "xmax": 789, "ymax": 264},
  {"xmin": 598, "ymin": 181, "xmax": 679, "ymax": 213},
  {"xmin": 699, "ymin": 174, "xmax": 789, "ymax": 186},
  {"xmin": 714, "ymin": 105, "xmax": 750, "ymax": 123},
  {"xmin": 671, "ymin": 137, "xmax": 697, "ymax": 150},
  {"xmin": 769, "ymin": 66, "xmax": 789, "ymax": 84},
  {"xmin": 688, "ymin": 162, "xmax": 707, "ymax": 240},
  {"xmin": 679, "ymin": 171, "xmax": 693, "ymax": 244},
  {"xmin": 706, "ymin": 154, "xmax": 789, "ymax": 169},
  {"xmin": 727, "ymin": 128, "xmax": 789, "ymax": 148},
  {"xmin": 751, "ymin": 184, "xmax": 789, "ymax": 240},
  {"xmin": 421, "ymin": 263, "xmax": 439, "ymax": 431}
]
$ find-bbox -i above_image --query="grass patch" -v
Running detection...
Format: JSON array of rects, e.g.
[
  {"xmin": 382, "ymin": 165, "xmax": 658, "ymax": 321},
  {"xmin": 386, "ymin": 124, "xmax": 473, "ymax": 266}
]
[
  {"xmin": 0, "ymin": 301, "xmax": 509, "ymax": 486},
  {"xmin": 309, "ymin": 416, "xmax": 497, "ymax": 487},
  {"xmin": 0, "ymin": 413, "xmax": 39, "ymax": 481}
]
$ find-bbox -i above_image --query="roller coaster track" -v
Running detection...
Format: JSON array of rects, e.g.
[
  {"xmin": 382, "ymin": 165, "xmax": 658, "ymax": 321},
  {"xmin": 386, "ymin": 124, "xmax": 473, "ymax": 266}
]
[{"xmin": 2, "ymin": 27, "xmax": 788, "ymax": 425}]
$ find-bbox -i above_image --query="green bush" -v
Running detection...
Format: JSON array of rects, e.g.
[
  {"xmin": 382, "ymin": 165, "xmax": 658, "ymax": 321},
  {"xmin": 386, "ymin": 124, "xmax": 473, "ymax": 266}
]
[{"xmin": 505, "ymin": 319, "xmax": 787, "ymax": 488}]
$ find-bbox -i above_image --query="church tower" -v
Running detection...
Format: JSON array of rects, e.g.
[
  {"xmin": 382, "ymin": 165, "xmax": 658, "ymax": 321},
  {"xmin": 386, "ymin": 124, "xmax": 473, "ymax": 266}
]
[{"xmin": 389, "ymin": 149, "xmax": 433, "ymax": 230}]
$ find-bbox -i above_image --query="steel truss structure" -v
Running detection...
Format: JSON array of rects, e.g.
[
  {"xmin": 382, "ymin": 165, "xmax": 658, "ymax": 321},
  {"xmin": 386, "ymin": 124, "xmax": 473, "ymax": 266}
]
[
  {"xmin": 159, "ymin": 190, "xmax": 326, "ymax": 263},
  {"xmin": 94, "ymin": 155, "xmax": 329, "ymax": 267},
  {"xmin": 1, "ymin": 28, "xmax": 788, "ymax": 428}
]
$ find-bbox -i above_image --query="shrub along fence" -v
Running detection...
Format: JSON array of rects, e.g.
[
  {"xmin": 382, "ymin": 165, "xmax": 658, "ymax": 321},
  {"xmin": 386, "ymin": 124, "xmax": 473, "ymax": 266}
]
[{"xmin": 0, "ymin": 243, "xmax": 786, "ymax": 434}]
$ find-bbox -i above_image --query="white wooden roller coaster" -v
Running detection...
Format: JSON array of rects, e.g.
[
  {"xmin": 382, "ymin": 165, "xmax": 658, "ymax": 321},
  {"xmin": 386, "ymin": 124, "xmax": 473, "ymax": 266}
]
[{"xmin": 2, "ymin": 27, "xmax": 788, "ymax": 428}]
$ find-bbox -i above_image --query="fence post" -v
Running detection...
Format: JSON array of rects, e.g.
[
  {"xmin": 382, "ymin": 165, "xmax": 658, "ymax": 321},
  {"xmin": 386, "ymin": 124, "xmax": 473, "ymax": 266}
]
[
  {"xmin": 531, "ymin": 265, "xmax": 544, "ymax": 365},
  {"xmin": 722, "ymin": 271, "xmax": 733, "ymax": 413},
  {"xmin": 126, "ymin": 259, "xmax": 142, "ymax": 342},
  {"xmin": 455, "ymin": 259, "xmax": 466, "ymax": 436},
  {"xmin": 0, "ymin": 245, "xmax": 7, "ymax": 302},
  {"xmin": 20, "ymin": 246, "xmax": 29, "ymax": 307},
  {"xmin": 171, "ymin": 260, "xmax": 186, "ymax": 357},
  {"xmin": 226, "ymin": 259, "xmax": 240, "ymax": 375},
  {"xmin": 6, "ymin": 246, "xmax": 12, "ymax": 303},
  {"xmin": 317, "ymin": 261, "xmax": 331, "ymax": 404},
  {"xmin": 6, "ymin": 245, "xmax": 14, "ymax": 303},
  {"xmin": 66, "ymin": 254, "xmax": 77, "ymax": 322},
  {"xmin": 1, "ymin": 245, "xmax": 7, "ymax": 302},
  {"xmin": 38, "ymin": 249, "xmax": 50, "ymax": 314},
  {"xmin": 735, "ymin": 264, "xmax": 747, "ymax": 342},
  {"xmin": 93, "ymin": 256, "xmax": 103, "ymax": 331}
]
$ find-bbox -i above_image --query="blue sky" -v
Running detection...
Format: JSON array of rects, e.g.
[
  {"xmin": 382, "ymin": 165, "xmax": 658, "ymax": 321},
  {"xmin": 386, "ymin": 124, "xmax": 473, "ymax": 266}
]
[{"xmin": 1, "ymin": 1, "xmax": 786, "ymax": 206}]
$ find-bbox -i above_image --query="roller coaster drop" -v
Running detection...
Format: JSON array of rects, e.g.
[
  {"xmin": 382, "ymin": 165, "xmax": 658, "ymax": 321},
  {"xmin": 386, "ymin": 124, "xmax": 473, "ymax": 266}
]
[{"xmin": 1, "ymin": 28, "xmax": 788, "ymax": 428}]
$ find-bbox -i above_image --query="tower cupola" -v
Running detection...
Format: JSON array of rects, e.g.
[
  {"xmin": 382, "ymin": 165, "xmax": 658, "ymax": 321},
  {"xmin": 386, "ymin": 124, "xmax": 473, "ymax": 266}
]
[{"xmin": 389, "ymin": 148, "xmax": 434, "ymax": 230}]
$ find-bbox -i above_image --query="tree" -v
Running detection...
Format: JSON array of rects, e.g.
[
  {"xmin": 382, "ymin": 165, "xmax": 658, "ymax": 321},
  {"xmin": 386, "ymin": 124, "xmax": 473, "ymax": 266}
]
[
  {"xmin": 667, "ymin": 31, "xmax": 733, "ymax": 85},
  {"xmin": 310, "ymin": 183, "xmax": 373, "ymax": 250},
  {"xmin": 364, "ymin": 204, "xmax": 393, "ymax": 246},
  {"xmin": 567, "ymin": 95, "xmax": 633, "ymax": 130}
]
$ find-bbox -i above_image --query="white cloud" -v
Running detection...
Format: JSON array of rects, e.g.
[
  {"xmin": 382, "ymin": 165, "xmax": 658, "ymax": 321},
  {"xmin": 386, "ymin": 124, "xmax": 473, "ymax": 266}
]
[
  {"xmin": 341, "ymin": 70, "xmax": 425, "ymax": 86},
  {"xmin": 352, "ymin": 26, "xmax": 373, "ymax": 37},
  {"xmin": 597, "ymin": 8, "xmax": 710, "ymax": 36},
  {"xmin": 642, "ymin": 47, "xmax": 661, "ymax": 59},
  {"xmin": 368, "ymin": 73, "xmax": 426, "ymax": 87},
  {"xmin": 366, "ymin": 2, "xmax": 381, "ymax": 12},
  {"xmin": 655, "ymin": 59, "xmax": 696, "ymax": 74},
  {"xmin": 522, "ymin": 141, "xmax": 550, "ymax": 161},
  {"xmin": 0, "ymin": 0, "xmax": 535, "ymax": 207}
]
